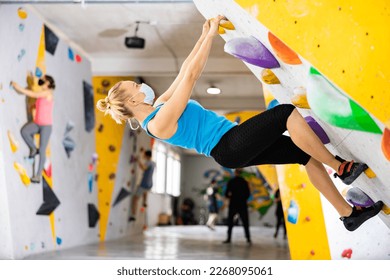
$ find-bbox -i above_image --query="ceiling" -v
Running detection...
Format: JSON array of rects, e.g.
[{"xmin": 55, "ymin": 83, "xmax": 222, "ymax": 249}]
[{"xmin": 24, "ymin": 0, "xmax": 265, "ymax": 113}]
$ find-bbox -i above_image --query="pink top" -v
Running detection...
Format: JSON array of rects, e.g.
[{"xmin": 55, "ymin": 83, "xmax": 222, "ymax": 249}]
[{"xmin": 34, "ymin": 97, "xmax": 53, "ymax": 126}]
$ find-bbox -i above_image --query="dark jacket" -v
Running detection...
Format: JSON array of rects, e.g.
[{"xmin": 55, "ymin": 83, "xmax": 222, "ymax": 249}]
[{"xmin": 225, "ymin": 176, "xmax": 250, "ymax": 208}]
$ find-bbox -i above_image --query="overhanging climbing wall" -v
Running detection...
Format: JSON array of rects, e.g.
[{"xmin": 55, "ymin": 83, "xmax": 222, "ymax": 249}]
[{"xmin": 193, "ymin": 0, "xmax": 390, "ymax": 259}]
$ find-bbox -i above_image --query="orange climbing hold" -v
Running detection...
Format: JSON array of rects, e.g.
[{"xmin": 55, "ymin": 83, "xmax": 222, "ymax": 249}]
[
  {"xmin": 261, "ymin": 69, "xmax": 280, "ymax": 85},
  {"xmin": 381, "ymin": 128, "xmax": 390, "ymax": 161},
  {"xmin": 268, "ymin": 32, "xmax": 302, "ymax": 65}
]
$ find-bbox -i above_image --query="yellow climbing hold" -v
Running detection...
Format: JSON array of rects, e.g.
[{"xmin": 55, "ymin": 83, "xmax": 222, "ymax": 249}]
[
  {"xmin": 261, "ymin": 69, "xmax": 280, "ymax": 85},
  {"xmin": 14, "ymin": 162, "xmax": 31, "ymax": 186},
  {"xmin": 220, "ymin": 19, "xmax": 235, "ymax": 30},
  {"xmin": 291, "ymin": 87, "xmax": 310, "ymax": 109},
  {"xmin": 341, "ymin": 187, "xmax": 350, "ymax": 198},
  {"xmin": 218, "ymin": 26, "xmax": 226, "ymax": 34},
  {"xmin": 7, "ymin": 130, "xmax": 19, "ymax": 153},
  {"xmin": 382, "ymin": 204, "xmax": 390, "ymax": 215},
  {"xmin": 17, "ymin": 8, "xmax": 28, "ymax": 19},
  {"xmin": 363, "ymin": 168, "xmax": 376, "ymax": 179}
]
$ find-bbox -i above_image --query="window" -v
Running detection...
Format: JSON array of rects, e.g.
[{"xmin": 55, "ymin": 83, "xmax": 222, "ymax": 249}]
[
  {"xmin": 153, "ymin": 143, "xmax": 166, "ymax": 194},
  {"xmin": 152, "ymin": 141, "xmax": 181, "ymax": 196},
  {"xmin": 172, "ymin": 159, "xmax": 181, "ymax": 197}
]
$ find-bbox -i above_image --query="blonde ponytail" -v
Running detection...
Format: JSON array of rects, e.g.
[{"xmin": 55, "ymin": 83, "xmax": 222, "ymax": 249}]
[{"xmin": 96, "ymin": 81, "xmax": 134, "ymax": 124}]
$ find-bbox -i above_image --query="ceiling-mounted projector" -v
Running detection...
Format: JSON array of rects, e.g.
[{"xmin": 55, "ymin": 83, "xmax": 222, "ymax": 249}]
[
  {"xmin": 125, "ymin": 21, "xmax": 145, "ymax": 49},
  {"xmin": 125, "ymin": 36, "xmax": 145, "ymax": 49}
]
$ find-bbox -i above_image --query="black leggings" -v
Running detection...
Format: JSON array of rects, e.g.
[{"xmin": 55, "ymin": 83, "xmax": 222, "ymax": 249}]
[{"xmin": 210, "ymin": 104, "xmax": 311, "ymax": 168}]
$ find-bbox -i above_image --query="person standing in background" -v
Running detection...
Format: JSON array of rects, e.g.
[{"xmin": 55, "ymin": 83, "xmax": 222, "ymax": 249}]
[
  {"xmin": 205, "ymin": 179, "xmax": 221, "ymax": 230},
  {"xmin": 129, "ymin": 150, "xmax": 155, "ymax": 222},
  {"xmin": 274, "ymin": 187, "xmax": 287, "ymax": 239},
  {"xmin": 223, "ymin": 169, "xmax": 251, "ymax": 244}
]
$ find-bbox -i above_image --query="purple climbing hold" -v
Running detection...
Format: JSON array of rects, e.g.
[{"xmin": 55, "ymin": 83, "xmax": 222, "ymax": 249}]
[
  {"xmin": 346, "ymin": 187, "xmax": 375, "ymax": 207},
  {"xmin": 304, "ymin": 116, "xmax": 330, "ymax": 144},
  {"xmin": 224, "ymin": 36, "xmax": 280, "ymax": 69}
]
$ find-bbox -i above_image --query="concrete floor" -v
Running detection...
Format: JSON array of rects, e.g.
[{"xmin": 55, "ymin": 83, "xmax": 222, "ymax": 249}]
[{"xmin": 25, "ymin": 226, "xmax": 290, "ymax": 260}]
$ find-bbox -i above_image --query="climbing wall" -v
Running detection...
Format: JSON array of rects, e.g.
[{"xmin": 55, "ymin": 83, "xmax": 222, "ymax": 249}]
[
  {"xmin": 0, "ymin": 5, "xmax": 94, "ymax": 258},
  {"xmin": 93, "ymin": 76, "xmax": 152, "ymax": 241},
  {"xmin": 193, "ymin": 0, "xmax": 390, "ymax": 259},
  {"xmin": 0, "ymin": 6, "xmax": 151, "ymax": 259}
]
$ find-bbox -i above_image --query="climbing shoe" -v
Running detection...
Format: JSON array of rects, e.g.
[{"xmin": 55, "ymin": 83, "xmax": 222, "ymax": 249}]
[
  {"xmin": 30, "ymin": 175, "xmax": 41, "ymax": 184},
  {"xmin": 333, "ymin": 156, "xmax": 368, "ymax": 185},
  {"xmin": 340, "ymin": 201, "xmax": 384, "ymax": 231},
  {"xmin": 29, "ymin": 148, "xmax": 39, "ymax": 159}
]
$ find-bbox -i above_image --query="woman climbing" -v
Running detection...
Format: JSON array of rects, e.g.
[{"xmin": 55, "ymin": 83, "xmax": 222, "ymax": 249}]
[
  {"xmin": 11, "ymin": 74, "xmax": 55, "ymax": 184},
  {"xmin": 96, "ymin": 16, "xmax": 383, "ymax": 231}
]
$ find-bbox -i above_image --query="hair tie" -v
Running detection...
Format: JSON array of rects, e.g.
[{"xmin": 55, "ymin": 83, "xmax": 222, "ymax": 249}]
[{"xmin": 105, "ymin": 97, "xmax": 111, "ymax": 110}]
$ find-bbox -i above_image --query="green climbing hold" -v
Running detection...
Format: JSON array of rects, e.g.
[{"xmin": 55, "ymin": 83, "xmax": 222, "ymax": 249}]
[{"xmin": 307, "ymin": 67, "xmax": 381, "ymax": 134}]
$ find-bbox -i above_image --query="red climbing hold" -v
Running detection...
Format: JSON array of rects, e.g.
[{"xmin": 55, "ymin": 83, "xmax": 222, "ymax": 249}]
[
  {"xmin": 75, "ymin": 54, "xmax": 82, "ymax": 63},
  {"xmin": 341, "ymin": 248, "xmax": 353, "ymax": 259}
]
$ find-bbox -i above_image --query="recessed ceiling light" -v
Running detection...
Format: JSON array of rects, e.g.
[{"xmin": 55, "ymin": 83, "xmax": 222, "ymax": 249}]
[{"xmin": 207, "ymin": 86, "xmax": 221, "ymax": 95}]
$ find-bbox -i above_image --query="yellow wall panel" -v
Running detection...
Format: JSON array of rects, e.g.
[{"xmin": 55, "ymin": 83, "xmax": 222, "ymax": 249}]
[
  {"xmin": 277, "ymin": 164, "xmax": 330, "ymax": 260},
  {"xmin": 93, "ymin": 76, "xmax": 133, "ymax": 241}
]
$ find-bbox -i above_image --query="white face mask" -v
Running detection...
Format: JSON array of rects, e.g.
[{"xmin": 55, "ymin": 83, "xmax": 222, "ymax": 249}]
[
  {"xmin": 128, "ymin": 118, "xmax": 139, "ymax": 130},
  {"xmin": 139, "ymin": 83, "xmax": 155, "ymax": 105}
]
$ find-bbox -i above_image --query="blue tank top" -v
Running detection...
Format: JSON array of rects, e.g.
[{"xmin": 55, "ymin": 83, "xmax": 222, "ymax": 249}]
[{"xmin": 141, "ymin": 100, "xmax": 237, "ymax": 157}]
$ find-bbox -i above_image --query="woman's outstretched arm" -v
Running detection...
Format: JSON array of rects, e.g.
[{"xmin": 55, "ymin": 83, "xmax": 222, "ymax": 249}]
[
  {"xmin": 148, "ymin": 15, "xmax": 225, "ymax": 139},
  {"xmin": 154, "ymin": 19, "xmax": 211, "ymax": 106},
  {"xmin": 11, "ymin": 81, "xmax": 51, "ymax": 98}
]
